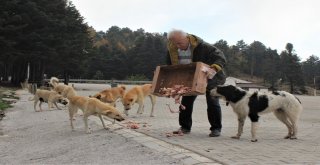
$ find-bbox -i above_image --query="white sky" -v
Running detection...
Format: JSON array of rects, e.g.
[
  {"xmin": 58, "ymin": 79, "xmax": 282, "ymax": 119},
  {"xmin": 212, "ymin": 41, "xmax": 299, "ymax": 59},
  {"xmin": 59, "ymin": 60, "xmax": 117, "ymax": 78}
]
[{"xmin": 71, "ymin": 0, "xmax": 320, "ymax": 61}]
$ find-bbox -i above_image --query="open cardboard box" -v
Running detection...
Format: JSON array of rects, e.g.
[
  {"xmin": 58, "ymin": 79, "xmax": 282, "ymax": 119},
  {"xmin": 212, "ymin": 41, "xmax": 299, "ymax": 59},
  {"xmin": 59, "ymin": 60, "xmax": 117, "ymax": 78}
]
[{"xmin": 151, "ymin": 62, "xmax": 211, "ymax": 96}]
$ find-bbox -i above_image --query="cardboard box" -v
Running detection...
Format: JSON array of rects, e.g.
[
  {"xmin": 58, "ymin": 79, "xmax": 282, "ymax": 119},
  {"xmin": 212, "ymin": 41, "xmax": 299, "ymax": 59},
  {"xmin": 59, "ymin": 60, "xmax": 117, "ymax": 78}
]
[{"xmin": 151, "ymin": 62, "xmax": 211, "ymax": 96}]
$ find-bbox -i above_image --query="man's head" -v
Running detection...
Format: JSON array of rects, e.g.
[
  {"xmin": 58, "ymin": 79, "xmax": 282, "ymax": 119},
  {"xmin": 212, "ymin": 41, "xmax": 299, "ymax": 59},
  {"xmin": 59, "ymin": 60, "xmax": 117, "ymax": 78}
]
[{"xmin": 167, "ymin": 29, "xmax": 189, "ymax": 50}]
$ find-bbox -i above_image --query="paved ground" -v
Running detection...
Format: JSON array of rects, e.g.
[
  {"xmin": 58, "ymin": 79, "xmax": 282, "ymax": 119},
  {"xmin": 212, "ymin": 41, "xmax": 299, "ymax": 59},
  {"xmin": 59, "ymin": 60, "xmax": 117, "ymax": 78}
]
[
  {"xmin": 77, "ymin": 83, "xmax": 320, "ymax": 165},
  {"xmin": 0, "ymin": 90, "xmax": 187, "ymax": 164},
  {"xmin": 126, "ymin": 95, "xmax": 320, "ymax": 165},
  {"xmin": 1, "ymin": 83, "xmax": 320, "ymax": 164}
]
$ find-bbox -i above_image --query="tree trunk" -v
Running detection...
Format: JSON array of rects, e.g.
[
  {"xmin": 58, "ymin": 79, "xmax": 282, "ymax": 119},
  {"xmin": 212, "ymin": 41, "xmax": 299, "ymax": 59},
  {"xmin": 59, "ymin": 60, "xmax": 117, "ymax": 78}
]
[
  {"xmin": 3, "ymin": 63, "xmax": 8, "ymax": 81},
  {"xmin": 10, "ymin": 61, "xmax": 27, "ymax": 86},
  {"xmin": 31, "ymin": 62, "xmax": 36, "ymax": 82},
  {"xmin": 290, "ymin": 79, "xmax": 294, "ymax": 93},
  {"xmin": 40, "ymin": 60, "xmax": 45, "ymax": 86},
  {"xmin": 250, "ymin": 55, "xmax": 254, "ymax": 79},
  {"xmin": 63, "ymin": 70, "xmax": 69, "ymax": 85}
]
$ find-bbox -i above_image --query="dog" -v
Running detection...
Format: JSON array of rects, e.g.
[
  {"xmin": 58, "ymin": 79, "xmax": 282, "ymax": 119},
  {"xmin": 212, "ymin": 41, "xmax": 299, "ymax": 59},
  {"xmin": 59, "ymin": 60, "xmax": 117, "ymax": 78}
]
[
  {"xmin": 122, "ymin": 84, "xmax": 156, "ymax": 117},
  {"xmin": 29, "ymin": 89, "xmax": 68, "ymax": 112},
  {"xmin": 210, "ymin": 85, "xmax": 303, "ymax": 142},
  {"xmin": 20, "ymin": 79, "xmax": 28, "ymax": 90},
  {"xmin": 50, "ymin": 77, "xmax": 76, "ymax": 98},
  {"xmin": 68, "ymin": 95, "xmax": 125, "ymax": 134},
  {"xmin": 91, "ymin": 86, "xmax": 126, "ymax": 107}
]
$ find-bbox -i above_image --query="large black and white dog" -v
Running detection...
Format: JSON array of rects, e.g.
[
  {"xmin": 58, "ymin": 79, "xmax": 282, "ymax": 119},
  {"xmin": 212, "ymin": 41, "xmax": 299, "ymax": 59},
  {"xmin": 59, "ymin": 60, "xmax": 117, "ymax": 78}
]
[{"xmin": 211, "ymin": 85, "xmax": 303, "ymax": 142}]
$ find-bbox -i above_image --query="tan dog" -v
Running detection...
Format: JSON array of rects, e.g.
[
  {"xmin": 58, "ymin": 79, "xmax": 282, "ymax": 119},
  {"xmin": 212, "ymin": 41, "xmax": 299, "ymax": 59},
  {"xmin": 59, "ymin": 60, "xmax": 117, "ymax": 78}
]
[
  {"xmin": 50, "ymin": 77, "xmax": 76, "ymax": 98},
  {"xmin": 68, "ymin": 95, "xmax": 125, "ymax": 134},
  {"xmin": 20, "ymin": 79, "xmax": 28, "ymax": 90},
  {"xmin": 29, "ymin": 89, "xmax": 68, "ymax": 112},
  {"xmin": 92, "ymin": 86, "xmax": 126, "ymax": 106},
  {"xmin": 122, "ymin": 84, "xmax": 156, "ymax": 117}
]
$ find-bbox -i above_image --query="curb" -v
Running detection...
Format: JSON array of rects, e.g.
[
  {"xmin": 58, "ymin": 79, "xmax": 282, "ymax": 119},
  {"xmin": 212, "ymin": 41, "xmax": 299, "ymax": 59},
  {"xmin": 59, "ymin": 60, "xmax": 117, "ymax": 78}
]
[{"xmin": 89, "ymin": 116, "xmax": 222, "ymax": 165}]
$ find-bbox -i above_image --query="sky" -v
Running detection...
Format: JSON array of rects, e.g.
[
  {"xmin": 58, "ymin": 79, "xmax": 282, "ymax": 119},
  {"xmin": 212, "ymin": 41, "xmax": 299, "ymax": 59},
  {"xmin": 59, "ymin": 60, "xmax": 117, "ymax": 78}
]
[{"xmin": 71, "ymin": 0, "xmax": 320, "ymax": 61}]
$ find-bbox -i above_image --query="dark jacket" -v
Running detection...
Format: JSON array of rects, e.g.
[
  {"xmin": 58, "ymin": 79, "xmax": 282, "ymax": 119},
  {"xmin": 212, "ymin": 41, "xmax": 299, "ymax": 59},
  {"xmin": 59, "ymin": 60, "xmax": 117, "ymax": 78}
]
[{"xmin": 166, "ymin": 34, "xmax": 226, "ymax": 90}]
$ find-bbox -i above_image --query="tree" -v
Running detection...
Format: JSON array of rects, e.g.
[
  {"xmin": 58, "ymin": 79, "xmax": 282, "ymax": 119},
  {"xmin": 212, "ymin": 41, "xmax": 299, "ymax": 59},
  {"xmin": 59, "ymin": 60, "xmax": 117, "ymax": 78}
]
[
  {"xmin": 302, "ymin": 55, "xmax": 320, "ymax": 88},
  {"xmin": 246, "ymin": 41, "xmax": 267, "ymax": 78},
  {"xmin": 262, "ymin": 48, "xmax": 281, "ymax": 90},
  {"xmin": 280, "ymin": 43, "xmax": 305, "ymax": 93},
  {"xmin": 0, "ymin": 0, "xmax": 94, "ymax": 85},
  {"xmin": 93, "ymin": 70, "xmax": 104, "ymax": 80}
]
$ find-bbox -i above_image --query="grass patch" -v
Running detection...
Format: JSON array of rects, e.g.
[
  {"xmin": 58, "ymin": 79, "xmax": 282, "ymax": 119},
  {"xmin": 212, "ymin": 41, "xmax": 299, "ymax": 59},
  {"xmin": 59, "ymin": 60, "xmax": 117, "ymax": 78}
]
[
  {"xmin": 0, "ymin": 99, "xmax": 12, "ymax": 110},
  {"xmin": 0, "ymin": 86, "xmax": 19, "ymax": 111}
]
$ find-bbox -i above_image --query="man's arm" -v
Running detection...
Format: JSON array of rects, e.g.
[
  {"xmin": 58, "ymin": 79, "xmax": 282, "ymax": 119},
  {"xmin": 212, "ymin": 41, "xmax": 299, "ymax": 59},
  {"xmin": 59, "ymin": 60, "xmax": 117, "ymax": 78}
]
[
  {"xmin": 166, "ymin": 51, "xmax": 172, "ymax": 65},
  {"xmin": 203, "ymin": 43, "xmax": 226, "ymax": 72}
]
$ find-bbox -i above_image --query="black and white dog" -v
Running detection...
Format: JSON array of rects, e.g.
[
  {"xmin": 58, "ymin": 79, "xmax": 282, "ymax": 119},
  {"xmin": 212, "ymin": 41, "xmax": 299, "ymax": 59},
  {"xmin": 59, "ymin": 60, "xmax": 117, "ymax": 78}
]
[{"xmin": 211, "ymin": 85, "xmax": 303, "ymax": 142}]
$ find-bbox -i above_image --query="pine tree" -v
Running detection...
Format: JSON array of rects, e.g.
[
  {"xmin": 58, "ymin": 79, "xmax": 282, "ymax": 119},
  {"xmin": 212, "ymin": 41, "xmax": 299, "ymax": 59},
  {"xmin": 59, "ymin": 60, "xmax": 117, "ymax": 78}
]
[{"xmin": 280, "ymin": 43, "xmax": 305, "ymax": 93}]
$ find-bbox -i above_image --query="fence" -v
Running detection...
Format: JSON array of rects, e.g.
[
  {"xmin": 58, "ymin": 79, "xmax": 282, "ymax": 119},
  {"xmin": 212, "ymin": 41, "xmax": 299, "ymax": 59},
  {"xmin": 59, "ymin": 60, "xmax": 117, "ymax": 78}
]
[{"xmin": 43, "ymin": 79, "xmax": 152, "ymax": 85}]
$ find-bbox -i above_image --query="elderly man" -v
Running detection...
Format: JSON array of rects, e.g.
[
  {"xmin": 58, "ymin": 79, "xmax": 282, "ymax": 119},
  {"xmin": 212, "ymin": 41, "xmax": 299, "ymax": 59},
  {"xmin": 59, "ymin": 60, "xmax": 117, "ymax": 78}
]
[{"xmin": 166, "ymin": 29, "xmax": 226, "ymax": 137}]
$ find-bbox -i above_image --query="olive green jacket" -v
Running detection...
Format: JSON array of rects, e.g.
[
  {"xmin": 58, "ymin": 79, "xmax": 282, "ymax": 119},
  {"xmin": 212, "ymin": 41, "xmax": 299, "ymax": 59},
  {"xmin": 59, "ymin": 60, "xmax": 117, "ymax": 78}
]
[{"xmin": 166, "ymin": 34, "xmax": 227, "ymax": 90}]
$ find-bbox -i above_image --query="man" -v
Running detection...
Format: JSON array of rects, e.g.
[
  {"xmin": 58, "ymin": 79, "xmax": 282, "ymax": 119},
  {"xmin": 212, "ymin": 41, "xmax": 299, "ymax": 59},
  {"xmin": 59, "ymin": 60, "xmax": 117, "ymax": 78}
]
[{"xmin": 166, "ymin": 29, "xmax": 226, "ymax": 137}]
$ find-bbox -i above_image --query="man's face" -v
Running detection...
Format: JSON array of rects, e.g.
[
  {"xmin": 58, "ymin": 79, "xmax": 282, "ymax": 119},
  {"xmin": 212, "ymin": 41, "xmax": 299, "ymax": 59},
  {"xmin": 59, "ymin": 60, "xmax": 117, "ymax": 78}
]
[{"xmin": 170, "ymin": 34, "xmax": 189, "ymax": 50}]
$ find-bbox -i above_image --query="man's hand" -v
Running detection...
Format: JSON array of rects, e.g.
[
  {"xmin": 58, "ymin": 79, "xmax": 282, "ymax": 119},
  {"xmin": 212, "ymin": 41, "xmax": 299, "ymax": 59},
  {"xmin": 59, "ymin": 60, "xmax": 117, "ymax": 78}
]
[{"xmin": 201, "ymin": 66, "xmax": 216, "ymax": 79}]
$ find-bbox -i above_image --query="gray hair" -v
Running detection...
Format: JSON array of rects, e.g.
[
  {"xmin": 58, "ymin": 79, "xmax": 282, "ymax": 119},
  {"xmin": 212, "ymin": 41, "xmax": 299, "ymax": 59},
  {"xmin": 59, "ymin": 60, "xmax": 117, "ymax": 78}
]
[{"xmin": 167, "ymin": 29, "xmax": 188, "ymax": 40}]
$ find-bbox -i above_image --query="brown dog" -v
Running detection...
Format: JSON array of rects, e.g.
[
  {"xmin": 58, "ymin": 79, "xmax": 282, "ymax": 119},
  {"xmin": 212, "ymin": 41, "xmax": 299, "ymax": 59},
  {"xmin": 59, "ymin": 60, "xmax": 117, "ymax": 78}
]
[
  {"xmin": 68, "ymin": 95, "xmax": 125, "ymax": 134},
  {"xmin": 92, "ymin": 86, "xmax": 126, "ymax": 106},
  {"xmin": 50, "ymin": 77, "xmax": 76, "ymax": 98},
  {"xmin": 29, "ymin": 89, "xmax": 68, "ymax": 112},
  {"xmin": 122, "ymin": 84, "xmax": 156, "ymax": 117}
]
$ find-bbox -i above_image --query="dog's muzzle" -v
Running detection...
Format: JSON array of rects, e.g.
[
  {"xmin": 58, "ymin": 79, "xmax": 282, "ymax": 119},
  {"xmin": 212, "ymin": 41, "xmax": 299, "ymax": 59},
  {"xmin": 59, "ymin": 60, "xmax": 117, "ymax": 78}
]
[
  {"xmin": 210, "ymin": 88, "xmax": 218, "ymax": 96},
  {"xmin": 59, "ymin": 99, "xmax": 68, "ymax": 105},
  {"xmin": 116, "ymin": 118, "xmax": 124, "ymax": 122}
]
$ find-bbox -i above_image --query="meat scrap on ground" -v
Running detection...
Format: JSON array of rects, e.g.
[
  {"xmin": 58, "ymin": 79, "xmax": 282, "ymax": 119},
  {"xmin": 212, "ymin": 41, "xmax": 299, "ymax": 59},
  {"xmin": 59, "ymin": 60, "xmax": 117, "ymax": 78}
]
[{"xmin": 159, "ymin": 85, "xmax": 192, "ymax": 113}]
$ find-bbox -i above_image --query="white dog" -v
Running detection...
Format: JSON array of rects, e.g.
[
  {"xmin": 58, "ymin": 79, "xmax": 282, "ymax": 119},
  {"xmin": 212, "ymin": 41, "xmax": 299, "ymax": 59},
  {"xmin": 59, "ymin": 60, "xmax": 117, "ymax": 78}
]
[{"xmin": 211, "ymin": 85, "xmax": 303, "ymax": 142}]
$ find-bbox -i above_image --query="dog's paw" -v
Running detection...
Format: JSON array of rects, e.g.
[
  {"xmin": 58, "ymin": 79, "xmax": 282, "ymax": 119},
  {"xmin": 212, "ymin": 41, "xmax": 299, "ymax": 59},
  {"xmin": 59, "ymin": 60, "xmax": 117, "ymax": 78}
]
[
  {"xmin": 290, "ymin": 136, "xmax": 297, "ymax": 140},
  {"xmin": 150, "ymin": 115, "xmax": 155, "ymax": 117},
  {"xmin": 284, "ymin": 135, "xmax": 291, "ymax": 139},
  {"xmin": 231, "ymin": 136, "xmax": 240, "ymax": 139},
  {"xmin": 104, "ymin": 127, "xmax": 110, "ymax": 130},
  {"xmin": 251, "ymin": 139, "xmax": 258, "ymax": 142}
]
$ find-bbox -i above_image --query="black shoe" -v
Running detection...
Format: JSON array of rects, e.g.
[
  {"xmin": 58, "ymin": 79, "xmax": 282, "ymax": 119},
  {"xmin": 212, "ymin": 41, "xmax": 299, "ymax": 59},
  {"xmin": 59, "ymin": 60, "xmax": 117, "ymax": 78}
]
[
  {"xmin": 209, "ymin": 130, "xmax": 221, "ymax": 137},
  {"xmin": 173, "ymin": 128, "xmax": 190, "ymax": 134}
]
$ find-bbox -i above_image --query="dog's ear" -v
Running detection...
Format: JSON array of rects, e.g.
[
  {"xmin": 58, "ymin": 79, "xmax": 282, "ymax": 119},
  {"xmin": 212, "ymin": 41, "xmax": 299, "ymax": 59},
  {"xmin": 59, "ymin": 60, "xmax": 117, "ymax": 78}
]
[
  {"xmin": 120, "ymin": 86, "xmax": 126, "ymax": 90},
  {"xmin": 102, "ymin": 109, "xmax": 111, "ymax": 115},
  {"xmin": 95, "ymin": 94, "xmax": 101, "ymax": 99}
]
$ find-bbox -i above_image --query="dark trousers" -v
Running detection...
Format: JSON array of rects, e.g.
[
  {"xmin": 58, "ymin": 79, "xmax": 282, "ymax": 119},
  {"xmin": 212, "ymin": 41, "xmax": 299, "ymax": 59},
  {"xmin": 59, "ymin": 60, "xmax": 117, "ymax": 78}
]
[{"xmin": 179, "ymin": 91, "xmax": 222, "ymax": 131}]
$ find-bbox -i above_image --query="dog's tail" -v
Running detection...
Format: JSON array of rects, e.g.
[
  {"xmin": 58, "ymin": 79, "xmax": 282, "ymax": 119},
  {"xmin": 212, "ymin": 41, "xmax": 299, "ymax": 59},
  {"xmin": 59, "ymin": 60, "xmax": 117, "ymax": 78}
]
[
  {"xmin": 28, "ymin": 96, "xmax": 35, "ymax": 101},
  {"xmin": 50, "ymin": 77, "xmax": 59, "ymax": 88}
]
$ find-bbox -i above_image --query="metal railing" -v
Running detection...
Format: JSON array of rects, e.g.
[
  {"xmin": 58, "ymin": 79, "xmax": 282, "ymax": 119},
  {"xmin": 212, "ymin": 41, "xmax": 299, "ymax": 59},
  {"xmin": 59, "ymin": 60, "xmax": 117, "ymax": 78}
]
[{"xmin": 44, "ymin": 79, "xmax": 152, "ymax": 85}]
